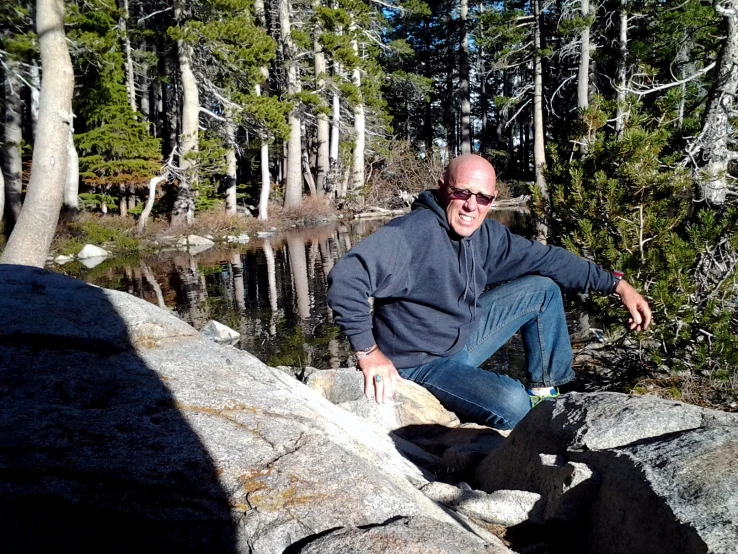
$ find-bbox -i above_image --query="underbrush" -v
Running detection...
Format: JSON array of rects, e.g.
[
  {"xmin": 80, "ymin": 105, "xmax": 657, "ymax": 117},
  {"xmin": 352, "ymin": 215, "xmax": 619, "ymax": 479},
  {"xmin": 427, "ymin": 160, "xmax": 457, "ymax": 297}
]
[
  {"xmin": 277, "ymin": 196, "xmax": 339, "ymax": 227},
  {"xmin": 53, "ymin": 214, "xmax": 146, "ymax": 255}
]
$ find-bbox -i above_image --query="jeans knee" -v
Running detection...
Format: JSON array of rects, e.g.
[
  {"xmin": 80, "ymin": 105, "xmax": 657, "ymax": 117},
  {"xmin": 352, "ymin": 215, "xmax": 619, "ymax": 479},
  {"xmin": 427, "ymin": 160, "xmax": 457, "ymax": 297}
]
[{"xmin": 502, "ymin": 386, "xmax": 532, "ymax": 429}]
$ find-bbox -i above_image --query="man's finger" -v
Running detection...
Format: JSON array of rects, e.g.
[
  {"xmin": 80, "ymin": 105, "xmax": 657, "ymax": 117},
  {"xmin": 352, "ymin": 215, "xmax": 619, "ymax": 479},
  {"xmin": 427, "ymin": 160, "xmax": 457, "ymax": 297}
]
[
  {"xmin": 373, "ymin": 374, "xmax": 385, "ymax": 404},
  {"xmin": 383, "ymin": 376, "xmax": 396, "ymax": 403},
  {"xmin": 364, "ymin": 372, "xmax": 374, "ymax": 399}
]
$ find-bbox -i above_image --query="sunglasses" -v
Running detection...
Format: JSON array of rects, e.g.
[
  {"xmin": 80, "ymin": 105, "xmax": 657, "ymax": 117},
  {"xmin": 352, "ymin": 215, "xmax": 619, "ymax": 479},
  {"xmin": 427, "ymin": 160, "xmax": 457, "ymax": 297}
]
[{"xmin": 448, "ymin": 186, "xmax": 495, "ymax": 206}]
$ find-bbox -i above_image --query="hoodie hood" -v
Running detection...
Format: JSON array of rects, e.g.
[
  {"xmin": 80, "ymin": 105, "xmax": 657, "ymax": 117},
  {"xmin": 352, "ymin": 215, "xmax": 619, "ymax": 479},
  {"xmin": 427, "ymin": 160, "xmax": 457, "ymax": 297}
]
[{"xmin": 412, "ymin": 190, "xmax": 450, "ymax": 231}]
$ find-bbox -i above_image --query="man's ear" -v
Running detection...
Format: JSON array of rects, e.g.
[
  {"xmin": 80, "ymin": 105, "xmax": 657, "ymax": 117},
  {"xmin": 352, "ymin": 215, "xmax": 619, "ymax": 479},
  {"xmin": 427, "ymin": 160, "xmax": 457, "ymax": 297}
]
[{"xmin": 437, "ymin": 177, "xmax": 445, "ymax": 190}]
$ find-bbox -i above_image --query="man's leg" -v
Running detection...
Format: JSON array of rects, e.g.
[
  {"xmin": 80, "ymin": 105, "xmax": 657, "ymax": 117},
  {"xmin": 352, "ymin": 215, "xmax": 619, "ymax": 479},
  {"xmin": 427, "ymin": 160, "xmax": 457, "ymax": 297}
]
[
  {"xmin": 398, "ymin": 358, "xmax": 530, "ymax": 430},
  {"xmin": 463, "ymin": 275, "xmax": 575, "ymax": 388},
  {"xmin": 398, "ymin": 276, "xmax": 574, "ymax": 429}
]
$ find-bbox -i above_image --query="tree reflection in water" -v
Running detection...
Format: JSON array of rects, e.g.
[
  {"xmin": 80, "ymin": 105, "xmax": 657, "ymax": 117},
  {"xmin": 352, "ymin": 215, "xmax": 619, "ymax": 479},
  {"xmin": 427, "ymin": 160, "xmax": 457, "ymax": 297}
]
[{"xmin": 72, "ymin": 211, "xmax": 532, "ymax": 373}]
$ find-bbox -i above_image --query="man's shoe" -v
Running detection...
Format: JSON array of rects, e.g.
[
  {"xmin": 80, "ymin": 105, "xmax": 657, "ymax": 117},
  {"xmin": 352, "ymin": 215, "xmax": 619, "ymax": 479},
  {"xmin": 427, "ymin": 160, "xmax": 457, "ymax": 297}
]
[{"xmin": 526, "ymin": 387, "xmax": 559, "ymax": 408}]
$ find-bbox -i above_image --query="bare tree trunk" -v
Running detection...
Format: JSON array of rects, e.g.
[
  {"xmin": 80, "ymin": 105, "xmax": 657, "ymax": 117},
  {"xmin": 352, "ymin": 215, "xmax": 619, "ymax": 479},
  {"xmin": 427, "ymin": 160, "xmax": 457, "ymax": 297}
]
[
  {"xmin": 615, "ymin": 0, "xmax": 628, "ymax": 139},
  {"xmin": 697, "ymin": 0, "xmax": 738, "ymax": 205},
  {"xmin": 172, "ymin": 0, "xmax": 198, "ymax": 225},
  {"xmin": 313, "ymin": 0, "xmax": 330, "ymax": 194},
  {"xmin": 302, "ymin": 121, "xmax": 317, "ymax": 195},
  {"xmin": 120, "ymin": 185, "xmax": 129, "ymax": 217},
  {"xmin": 350, "ymin": 27, "xmax": 365, "ymax": 197},
  {"xmin": 120, "ymin": 0, "xmax": 137, "ymax": 113},
  {"xmin": 253, "ymin": 0, "xmax": 272, "ymax": 220},
  {"xmin": 29, "ymin": 60, "xmax": 41, "ymax": 139},
  {"xmin": 137, "ymin": 175, "xmax": 166, "ymax": 233},
  {"xmin": 63, "ymin": 128, "xmax": 79, "ymax": 216},
  {"xmin": 578, "ymin": 0, "xmax": 591, "ymax": 111},
  {"xmin": 3, "ymin": 60, "xmax": 24, "ymax": 234},
  {"xmin": 140, "ymin": 42, "xmax": 152, "ymax": 121},
  {"xmin": 533, "ymin": 0, "xmax": 548, "ymax": 240},
  {"xmin": 280, "ymin": 0, "xmax": 303, "ymax": 210},
  {"xmin": 459, "ymin": 0, "xmax": 472, "ymax": 154},
  {"xmin": 225, "ymin": 114, "xmax": 238, "ymax": 215},
  {"xmin": 1, "ymin": 0, "xmax": 74, "ymax": 267},
  {"xmin": 577, "ymin": 0, "xmax": 593, "ymax": 153}
]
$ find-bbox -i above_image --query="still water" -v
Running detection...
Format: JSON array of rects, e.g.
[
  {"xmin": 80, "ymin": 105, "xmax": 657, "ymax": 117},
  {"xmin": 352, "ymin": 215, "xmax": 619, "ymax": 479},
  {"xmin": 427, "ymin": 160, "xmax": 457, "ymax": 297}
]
[{"xmin": 59, "ymin": 210, "xmax": 533, "ymax": 374}]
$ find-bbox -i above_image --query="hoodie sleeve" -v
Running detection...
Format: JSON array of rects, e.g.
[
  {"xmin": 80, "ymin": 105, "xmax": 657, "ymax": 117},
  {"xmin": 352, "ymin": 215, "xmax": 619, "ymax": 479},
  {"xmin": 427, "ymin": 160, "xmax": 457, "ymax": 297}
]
[
  {"xmin": 327, "ymin": 226, "xmax": 411, "ymax": 351},
  {"xmin": 484, "ymin": 222, "xmax": 615, "ymax": 293}
]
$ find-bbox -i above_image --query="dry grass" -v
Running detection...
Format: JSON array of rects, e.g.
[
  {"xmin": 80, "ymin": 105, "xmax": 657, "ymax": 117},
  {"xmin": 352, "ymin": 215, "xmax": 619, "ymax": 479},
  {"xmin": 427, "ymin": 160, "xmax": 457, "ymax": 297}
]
[{"xmin": 278, "ymin": 195, "xmax": 338, "ymax": 226}]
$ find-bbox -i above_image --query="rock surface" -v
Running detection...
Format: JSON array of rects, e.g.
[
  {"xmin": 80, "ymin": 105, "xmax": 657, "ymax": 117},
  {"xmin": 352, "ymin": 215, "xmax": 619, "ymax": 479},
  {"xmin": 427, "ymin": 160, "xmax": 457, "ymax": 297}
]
[
  {"xmin": 77, "ymin": 244, "xmax": 109, "ymax": 259},
  {"xmin": 201, "ymin": 320, "xmax": 241, "ymax": 343},
  {"xmin": 475, "ymin": 392, "xmax": 738, "ymax": 553},
  {"xmin": 421, "ymin": 482, "xmax": 543, "ymax": 527},
  {"xmin": 295, "ymin": 515, "xmax": 510, "ymax": 553},
  {"xmin": 305, "ymin": 367, "xmax": 460, "ymax": 431},
  {"xmin": 0, "ymin": 266, "xmax": 509, "ymax": 554}
]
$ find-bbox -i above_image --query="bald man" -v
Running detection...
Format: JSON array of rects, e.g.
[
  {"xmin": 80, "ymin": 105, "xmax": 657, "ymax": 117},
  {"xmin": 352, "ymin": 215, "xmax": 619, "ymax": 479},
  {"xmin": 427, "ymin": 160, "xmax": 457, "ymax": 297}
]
[{"xmin": 327, "ymin": 154, "xmax": 651, "ymax": 429}]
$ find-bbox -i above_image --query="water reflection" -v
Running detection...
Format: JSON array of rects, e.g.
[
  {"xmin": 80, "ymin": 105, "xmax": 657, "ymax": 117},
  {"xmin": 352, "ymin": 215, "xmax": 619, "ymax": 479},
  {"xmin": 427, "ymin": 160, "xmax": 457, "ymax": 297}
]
[{"xmin": 68, "ymin": 211, "xmax": 532, "ymax": 373}]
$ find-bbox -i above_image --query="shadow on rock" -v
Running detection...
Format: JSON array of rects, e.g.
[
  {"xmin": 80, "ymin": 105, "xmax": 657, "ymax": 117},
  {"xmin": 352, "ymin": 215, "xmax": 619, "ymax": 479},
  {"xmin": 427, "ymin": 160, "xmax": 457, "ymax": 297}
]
[{"xmin": 0, "ymin": 265, "xmax": 238, "ymax": 553}]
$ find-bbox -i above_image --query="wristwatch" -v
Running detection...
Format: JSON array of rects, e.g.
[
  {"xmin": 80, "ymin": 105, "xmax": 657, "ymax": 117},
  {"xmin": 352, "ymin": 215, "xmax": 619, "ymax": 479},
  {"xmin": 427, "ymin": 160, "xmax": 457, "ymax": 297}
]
[{"xmin": 612, "ymin": 270, "xmax": 624, "ymax": 291}]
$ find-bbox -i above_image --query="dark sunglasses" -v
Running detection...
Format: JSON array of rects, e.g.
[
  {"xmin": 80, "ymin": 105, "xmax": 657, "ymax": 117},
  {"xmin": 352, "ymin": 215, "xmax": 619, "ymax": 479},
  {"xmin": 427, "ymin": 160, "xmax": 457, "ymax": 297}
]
[{"xmin": 448, "ymin": 186, "xmax": 495, "ymax": 206}]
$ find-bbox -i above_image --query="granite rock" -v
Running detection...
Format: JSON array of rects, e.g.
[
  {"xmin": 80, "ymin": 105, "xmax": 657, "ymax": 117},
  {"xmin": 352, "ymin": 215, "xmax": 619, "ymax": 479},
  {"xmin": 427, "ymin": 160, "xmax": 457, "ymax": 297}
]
[{"xmin": 0, "ymin": 265, "xmax": 507, "ymax": 554}]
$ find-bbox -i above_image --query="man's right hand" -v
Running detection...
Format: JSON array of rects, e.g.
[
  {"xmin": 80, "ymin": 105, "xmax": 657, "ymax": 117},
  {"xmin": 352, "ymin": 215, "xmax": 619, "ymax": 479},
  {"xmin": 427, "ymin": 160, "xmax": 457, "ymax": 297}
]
[{"xmin": 356, "ymin": 347, "xmax": 402, "ymax": 404}]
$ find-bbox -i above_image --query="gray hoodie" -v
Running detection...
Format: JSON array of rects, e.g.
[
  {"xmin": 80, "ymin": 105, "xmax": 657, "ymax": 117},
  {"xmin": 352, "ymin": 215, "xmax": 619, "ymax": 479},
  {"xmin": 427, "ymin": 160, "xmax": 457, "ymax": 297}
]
[{"xmin": 326, "ymin": 190, "xmax": 616, "ymax": 369}]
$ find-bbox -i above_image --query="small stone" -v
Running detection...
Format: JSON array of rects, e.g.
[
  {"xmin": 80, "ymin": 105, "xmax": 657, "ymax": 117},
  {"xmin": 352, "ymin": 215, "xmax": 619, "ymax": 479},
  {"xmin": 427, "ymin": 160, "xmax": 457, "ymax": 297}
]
[
  {"xmin": 200, "ymin": 320, "xmax": 240, "ymax": 343},
  {"xmin": 176, "ymin": 235, "xmax": 215, "ymax": 253},
  {"xmin": 256, "ymin": 231, "xmax": 276, "ymax": 238},
  {"xmin": 79, "ymin": 256, "xmax": 108, "ymax": 269},
  {"xmin": 54, "ymin": 255, "xmax": 75, "ymax": 265},
  {"xmin": 77, "ymin": 244, "xmax": 109, "ymax": 259}
]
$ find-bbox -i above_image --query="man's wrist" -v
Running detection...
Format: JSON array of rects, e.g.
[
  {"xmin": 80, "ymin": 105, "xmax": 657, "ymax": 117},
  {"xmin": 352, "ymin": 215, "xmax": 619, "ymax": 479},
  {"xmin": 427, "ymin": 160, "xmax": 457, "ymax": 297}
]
[
  {"xmin": 612, "ymin": 270, "xmax": 625, "ymax": 293},
  {"xmin": 355, "ymin": 344, "xmax": 378, "ymax": 360}
]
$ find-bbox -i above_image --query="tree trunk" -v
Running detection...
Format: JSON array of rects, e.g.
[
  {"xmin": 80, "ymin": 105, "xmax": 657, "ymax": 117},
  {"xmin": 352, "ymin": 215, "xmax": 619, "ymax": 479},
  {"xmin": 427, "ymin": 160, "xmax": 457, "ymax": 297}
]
[
  {"xmin": 120, "ymin": 185, "xmax": 128, "ymax": 217},
  {"xmin": 172, "ymin": 0, "xmax": 198, "ymax": 225},
  {"xmin": 137, "ymin": 175, "xmax": 166, "ymax": 233},
  {"xmin": 459, "ymin": 0, "xmax": 472, "ymax": 154},
  {"xmin": 253, "ymin": 0, "xmax": 271, "ymax": 220},
  {"xmin": 280, "ymin": 0, "xmax": 303, "ymax": 210},
  {"xmin": 3, "ymin": 60, "xmax": 24, "ymax": 234},
  {"xmin": 533, "ymin": 0, "xmax": 548, "ymax": 240},
  {"xmin": 1, "ymin": 0, "xmax": 74, "ymax": 267},
  {"xmin": 577, "ymin": 0, "xmax": 591, "ymax": 112},
  {"xmin": 350, "ymin": 27, "xmax": 365, "ymax": 197},
  {"xmin": 63, "ymin": 128, "xmax": 79, "ymax": 216},
  {"xmin": 314, "ymin": 0, "xmax": 329, "ymax": 194},
  {"xmin": 698, "ymin": 1, "xmax": 738, "ymax": 204},
  {"xmin": 301, "ymin": 121, "xmax": 317, "ymax": 195},
  {"xmin": 225, "ymin": 114, "xmax": 238, "ymax": 215},
  {"xmin": 615, "ymin": 0, "xmax": 628, "ymax": 139},
  {"xmin": 30, "ymin": 60, "xmax": 41, "ymax": 139},
  {"xmin": 577, "ymin": 0, "xmax": 594, "ymax": 153},
  {"xmin": 120, "ymin": 0, "xmax": 137, "ymax": 113}
]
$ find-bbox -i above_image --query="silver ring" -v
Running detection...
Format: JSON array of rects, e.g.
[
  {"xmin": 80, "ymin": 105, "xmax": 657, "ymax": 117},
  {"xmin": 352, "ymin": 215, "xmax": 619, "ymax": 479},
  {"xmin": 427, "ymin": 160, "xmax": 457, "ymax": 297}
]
[{"xmin": 374, "ymin": 375, "xmax": 383, "ymax": 383}]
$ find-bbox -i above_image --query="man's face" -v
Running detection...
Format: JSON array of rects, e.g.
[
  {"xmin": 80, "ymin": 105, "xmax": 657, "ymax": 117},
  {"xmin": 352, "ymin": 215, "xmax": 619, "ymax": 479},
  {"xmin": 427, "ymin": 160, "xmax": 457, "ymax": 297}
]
[{"xmin": 439, "ymin": 164, "xmax": 497, "ymax": 238}]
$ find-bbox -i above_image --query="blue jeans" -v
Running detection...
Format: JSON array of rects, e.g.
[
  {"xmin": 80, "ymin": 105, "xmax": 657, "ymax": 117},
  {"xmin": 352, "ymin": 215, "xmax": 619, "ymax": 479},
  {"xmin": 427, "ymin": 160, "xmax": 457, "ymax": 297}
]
[{"xmin": 397, "ymin": 276, "xmax": 575, "ymax": 430}]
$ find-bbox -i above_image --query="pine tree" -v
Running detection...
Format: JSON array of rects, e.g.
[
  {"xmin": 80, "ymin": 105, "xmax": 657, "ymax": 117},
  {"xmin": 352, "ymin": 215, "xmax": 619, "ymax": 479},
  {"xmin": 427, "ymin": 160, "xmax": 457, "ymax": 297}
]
[{"xmin": 69, "ymin": 0, "xmax": 162, "ymax": 216}]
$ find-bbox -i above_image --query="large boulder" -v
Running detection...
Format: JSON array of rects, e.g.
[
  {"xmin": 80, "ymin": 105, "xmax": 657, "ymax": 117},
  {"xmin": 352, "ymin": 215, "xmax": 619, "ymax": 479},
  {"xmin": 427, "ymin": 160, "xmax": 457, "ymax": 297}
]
[
  {"xmin": 0, "ymin": 266, "xmax": 509, "ymax": 554},
  {"xmin": 475, "ymin": 392, "xmax": 738, "ymax": 554}
]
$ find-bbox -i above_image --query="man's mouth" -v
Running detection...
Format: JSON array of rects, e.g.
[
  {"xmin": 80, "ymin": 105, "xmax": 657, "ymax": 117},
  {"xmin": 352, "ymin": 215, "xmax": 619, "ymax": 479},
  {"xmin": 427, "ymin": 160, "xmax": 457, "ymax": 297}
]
[{"xmin": 460, "ymin": 214, "xmax": 475, "ymax": 222}]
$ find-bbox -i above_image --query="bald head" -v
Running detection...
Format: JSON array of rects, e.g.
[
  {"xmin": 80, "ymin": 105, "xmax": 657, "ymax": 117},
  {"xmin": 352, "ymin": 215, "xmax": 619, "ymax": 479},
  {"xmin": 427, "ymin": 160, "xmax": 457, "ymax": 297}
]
[{"xmin": 443, "ymin": 154, "xmax": 496, "ymax": 187}]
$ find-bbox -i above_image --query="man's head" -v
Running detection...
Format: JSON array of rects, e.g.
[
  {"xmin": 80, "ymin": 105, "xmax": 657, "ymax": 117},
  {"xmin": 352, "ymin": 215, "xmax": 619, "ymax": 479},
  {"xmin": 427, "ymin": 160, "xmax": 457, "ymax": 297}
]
[{"xmin": 438, "ymin": 154, "xmax": 498, "ymax": 238}]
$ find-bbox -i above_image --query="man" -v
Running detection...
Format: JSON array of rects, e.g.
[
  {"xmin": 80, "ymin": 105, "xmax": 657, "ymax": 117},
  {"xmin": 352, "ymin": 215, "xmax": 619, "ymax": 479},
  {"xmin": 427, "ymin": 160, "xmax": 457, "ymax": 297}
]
[{"xmin": 327, "ymin": 155, "xmax": 651, "ymax": 429}]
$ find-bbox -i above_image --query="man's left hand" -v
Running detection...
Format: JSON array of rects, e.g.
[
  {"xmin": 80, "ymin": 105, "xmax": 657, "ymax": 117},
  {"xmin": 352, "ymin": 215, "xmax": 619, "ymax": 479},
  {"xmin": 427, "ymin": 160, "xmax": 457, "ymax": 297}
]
[{"xmin": 615, "ymin": 279, "xmax": 652, "ymax": 331}]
